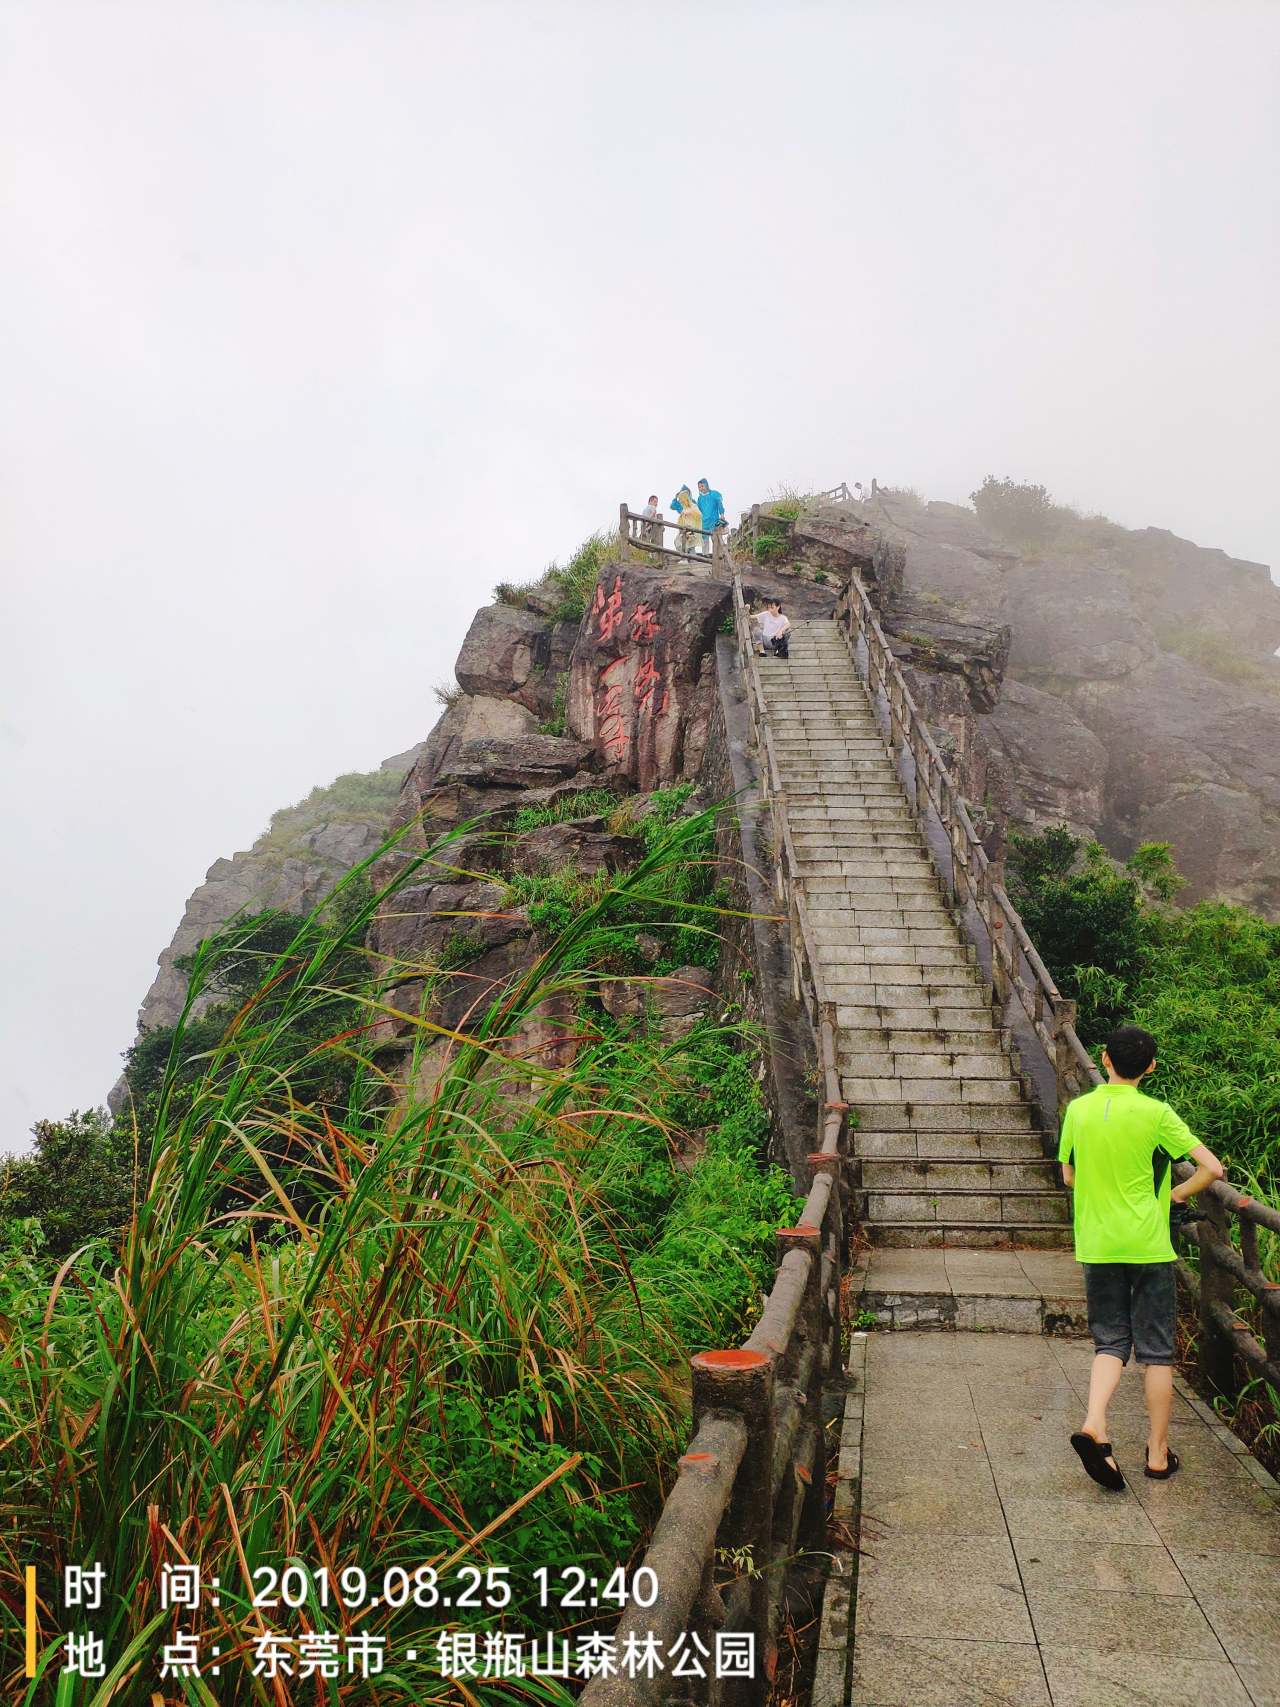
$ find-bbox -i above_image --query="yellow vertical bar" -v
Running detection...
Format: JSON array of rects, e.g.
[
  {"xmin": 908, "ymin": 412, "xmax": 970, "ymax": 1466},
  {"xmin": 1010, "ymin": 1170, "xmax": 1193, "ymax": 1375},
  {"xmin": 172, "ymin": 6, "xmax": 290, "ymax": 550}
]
[{"xmin": 24, "ymin": 1566, "xmax": 37, "ymax": 1677}]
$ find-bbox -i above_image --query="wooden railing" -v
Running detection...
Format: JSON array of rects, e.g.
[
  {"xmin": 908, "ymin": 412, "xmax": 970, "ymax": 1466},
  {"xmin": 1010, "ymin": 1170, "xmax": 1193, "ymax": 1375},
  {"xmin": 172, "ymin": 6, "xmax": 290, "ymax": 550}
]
[
  {"xmin": 619, "ymin": 503, "xmax": 728, "ymax": 571},
  {"xmin": 579, "ymin": 586, "xmax": 850, "ymax": 1707},
  {"xmin": 835, "ymin": 566, "xmax": 1280, "ymax": 1404}
]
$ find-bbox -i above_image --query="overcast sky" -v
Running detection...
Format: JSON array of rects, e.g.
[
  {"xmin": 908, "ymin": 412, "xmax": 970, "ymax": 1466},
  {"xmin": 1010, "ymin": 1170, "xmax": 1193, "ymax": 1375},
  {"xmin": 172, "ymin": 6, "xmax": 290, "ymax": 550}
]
[{"xmin": 3, "ymin": 0, "xmax": 1277, "ymax": 1150}]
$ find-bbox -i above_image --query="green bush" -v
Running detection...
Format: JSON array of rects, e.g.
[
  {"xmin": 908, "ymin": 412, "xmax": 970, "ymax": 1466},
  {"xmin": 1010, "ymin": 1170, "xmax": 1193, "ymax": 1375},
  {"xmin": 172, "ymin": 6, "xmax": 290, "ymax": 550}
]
[
  {"xmin": 970, "ymin": 474, "xmax": 1062, "ymax": 549},
  {"xmin": 1007, "ymin": 826, "xmax": 1280, "ymax": 1196},
  {"xmin": 753, "ymin": 530, "xmax": 787, "ymax": 564}
]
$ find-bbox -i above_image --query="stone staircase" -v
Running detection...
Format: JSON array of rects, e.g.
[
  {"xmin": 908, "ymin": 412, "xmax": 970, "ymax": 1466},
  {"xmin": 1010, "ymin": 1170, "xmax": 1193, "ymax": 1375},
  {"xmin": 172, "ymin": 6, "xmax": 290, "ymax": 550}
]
[{"xmin": 759, "ymin": 619, "xmax": 1070, "ymax": 1248}]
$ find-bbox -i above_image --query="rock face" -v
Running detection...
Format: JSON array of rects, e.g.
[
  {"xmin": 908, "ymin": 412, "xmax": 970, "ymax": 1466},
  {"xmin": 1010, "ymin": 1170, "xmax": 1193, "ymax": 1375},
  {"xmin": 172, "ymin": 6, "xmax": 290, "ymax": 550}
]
[
  {"xmin": 454, "ymin": 604, "xmax": 578, "ymax": 720},
  {"xmin": 564, "ymin": 564, "xmax": 731, "ymax": 788},
  {"xmin": 859, "ymin": 493, "xmax": 1280, "ymax": 911},
  {"xmin": 125, "ymin": 745, "xmax": 426, "ymax": 1047}
]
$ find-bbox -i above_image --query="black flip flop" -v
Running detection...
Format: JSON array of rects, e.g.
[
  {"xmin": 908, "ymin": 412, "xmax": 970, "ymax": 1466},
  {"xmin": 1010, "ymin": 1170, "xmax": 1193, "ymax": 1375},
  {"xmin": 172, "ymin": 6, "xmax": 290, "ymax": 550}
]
[
  {"xmin": 1070, "ymin": 1431, "xmax": 1126, "ymax": 1491},
  {"xmin": 1144, "ymin": 1448, "xmax": 1180, "ymax": 1480}
]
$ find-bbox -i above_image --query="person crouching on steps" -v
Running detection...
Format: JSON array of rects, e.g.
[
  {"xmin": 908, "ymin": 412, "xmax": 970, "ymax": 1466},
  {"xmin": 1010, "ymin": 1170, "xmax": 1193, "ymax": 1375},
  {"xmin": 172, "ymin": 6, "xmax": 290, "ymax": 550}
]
[
  {"xmin": 755, "ymin": 598, "xmax": 790, "ymax": 659},
  {"xmin": 1059, "ymin": 1023, "xmax": 1223, "ymax": 1490}
]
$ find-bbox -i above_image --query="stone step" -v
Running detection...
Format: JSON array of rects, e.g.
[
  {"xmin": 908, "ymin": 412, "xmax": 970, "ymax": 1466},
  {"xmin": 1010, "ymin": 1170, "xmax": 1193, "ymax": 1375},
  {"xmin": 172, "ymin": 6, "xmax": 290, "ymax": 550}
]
[
  {"xmin": 838, "ymin": 1002, "xmax": 995, "ymax": 1029},
  {"xmin": 855, "ymin": 1102, "xmax": 1037, "ymax": 1133},
  {"xmin": 864, "ymin": 1188, "xmax": 1072, "ymax": 1226},
  {"xmin": 817, "ymin": 924, "xmax": 960, "ymax": 947},
  {"xmin": 869, "ymin": 1224, "xmax": 1074, "ymax": 1250},
  {"xmin": 823, "ymin": 897, "xmax": 950, "ymax": 921},
  {"xmin": 793, "ymin": 838, "xmax": 925, "ymax": 857},
  {"xmin": 855, "ymin": 1129, "xmax": 1047, "ymax": 1160},
  {"xmin": 860, "ymin": 1157, "xmax": 1059, "ymax": 1191},
  {"xmin": 842, "ymin": 1075, "xmax": 1023, "ymax": 1105},
  {"xmin": 798, "ymin": 858, "xmax": 931, "ymax": 879},
  {"xmin": 800, "ymin": 876, "xmax": 943, "ymax": 897},
  {"xmin": 798, "ymin": 873, "xmax": 935, "ymax": 901},
  {"xmin": 842, "ymin": 1026, "xmax": 1001, "ymax": 1051},
  {"xmin": 839, "ymin": 1050, "xmax": 1012, "ymax": 1081},
  {"xmin": 787, "ymin": 807, "xmax": 911, "ymax": 821},
  {"xmin": 825, "ymin": 965, "xmax": 982, "ymax": 992},
  {"xmin": 811, "ymin": 940, "xmax": 973, "ymax": 966}
]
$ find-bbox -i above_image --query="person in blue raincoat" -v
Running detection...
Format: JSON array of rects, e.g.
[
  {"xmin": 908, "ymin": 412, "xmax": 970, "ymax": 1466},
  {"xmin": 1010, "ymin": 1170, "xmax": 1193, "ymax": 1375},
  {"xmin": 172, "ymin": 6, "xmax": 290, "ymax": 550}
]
[{"xmin": 696, "ymin": 478, "xmax": 725, "ymax": 553}]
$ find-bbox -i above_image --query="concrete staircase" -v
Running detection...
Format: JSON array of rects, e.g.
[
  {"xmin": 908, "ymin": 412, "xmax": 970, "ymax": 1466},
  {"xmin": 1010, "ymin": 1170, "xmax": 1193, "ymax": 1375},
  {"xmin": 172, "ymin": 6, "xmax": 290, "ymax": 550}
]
[{"xmin": 759, "ymin": 619, "xmax": 1070, "ymax": 1248}]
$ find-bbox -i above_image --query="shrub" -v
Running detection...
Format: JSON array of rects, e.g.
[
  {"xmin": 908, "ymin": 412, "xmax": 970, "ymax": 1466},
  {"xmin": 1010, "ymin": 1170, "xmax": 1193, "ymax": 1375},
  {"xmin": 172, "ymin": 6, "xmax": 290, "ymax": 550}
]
[
  {"xmin": 753, "ymin": 530, "xmax": 787, "ymax": 564},
  {"xmin": 433, "ymin": 679, "xmax": 465, "ymax": 708},
  {"xmin": 1006, "ymin": 825, "xmax": 1280, "ymax": 1197},
  {"xmin": 0, "ymin": 1111, "xmax": 136, "ymax": 1257},
  {"xmin": 538, "ymin": 667, "xmax": 570, "ymax": 736},
  {"xmin": 970, "ymin": 475, "xmax": 1062, "ymax": 549}
]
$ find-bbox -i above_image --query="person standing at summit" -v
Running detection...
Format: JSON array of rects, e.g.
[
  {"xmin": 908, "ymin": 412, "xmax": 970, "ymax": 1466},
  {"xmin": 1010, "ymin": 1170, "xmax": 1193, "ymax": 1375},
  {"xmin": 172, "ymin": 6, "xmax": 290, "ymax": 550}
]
[{"xmin": 696, "ymin": 478, "xmax": 725, "ymax": 554}]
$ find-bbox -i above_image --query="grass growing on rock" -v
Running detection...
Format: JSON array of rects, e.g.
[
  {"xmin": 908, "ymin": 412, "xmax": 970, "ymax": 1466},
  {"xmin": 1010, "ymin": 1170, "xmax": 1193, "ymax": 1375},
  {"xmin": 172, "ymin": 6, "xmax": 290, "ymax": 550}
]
[{"xmin": 0, "ymin": 812, "xmax": 797, "ymax": 1702}]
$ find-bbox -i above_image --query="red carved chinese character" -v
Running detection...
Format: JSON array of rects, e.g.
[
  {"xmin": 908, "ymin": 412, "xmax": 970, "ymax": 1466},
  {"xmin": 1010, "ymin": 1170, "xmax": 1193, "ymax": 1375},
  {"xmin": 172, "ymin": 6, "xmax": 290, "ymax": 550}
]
[
  {"xmin": 630, "ymin": 603, "xmax": 660, "ymax": 644},
  {"xmin": 595, "ymin": 575, "xmax": 625, "ymax": 643},
  {"xmin": 634, "ymin": 654, "xmax": 662, "ymax": 707}
]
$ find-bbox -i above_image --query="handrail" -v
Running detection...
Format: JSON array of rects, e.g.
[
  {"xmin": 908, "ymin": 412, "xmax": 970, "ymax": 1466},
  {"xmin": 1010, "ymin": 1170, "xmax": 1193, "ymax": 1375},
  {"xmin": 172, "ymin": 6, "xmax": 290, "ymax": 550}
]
[
  {"xmin": 834, "ymin": 565, "xmax": 1280, "ymax": 1402},
  {"xmin": 580, "ymin": 566, "xmax": 849, "ymax": 1707},
  {"xmin": 618, "ymin": 503, "xmax": 728, "ymax": 570}
]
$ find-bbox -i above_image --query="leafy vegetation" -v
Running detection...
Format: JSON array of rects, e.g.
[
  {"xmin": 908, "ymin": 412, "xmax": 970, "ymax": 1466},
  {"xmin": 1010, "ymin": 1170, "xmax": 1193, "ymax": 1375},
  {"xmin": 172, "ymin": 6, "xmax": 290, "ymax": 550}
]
[
  {"xmin": 1, "ymin": 812, "xmax": 799, "ymax": 1701},
  {"xmin": 1007, "ymin": 826, "xmax": 1280, "ymax": 1197},
  {"xmin": 537, "ymin": 667, "xmax": 571, "ymax": 736},
  {"xmin": 753, "ymin": 529, "xmax": 787, "ymax": 563},
  {"xmin": 494, "ymin": 531, "xmax": 617, "ymax": 624},
  {"xmin": 253, "ymin": 765, "xmax": 404, "ymax": 865},
  {"xmin": 1152, "ymin": 621, "xmax": 1280, "ymax": 695},
  {"xmin": 0, "ymin": 1112, "xmax": 137, "ymax": 1259},
  {"xmin": 507, "ymin": 787, "xmax": 722, "ymax": 974},
  {"xmin": 512, "ymin": 787, "xmax": 619, "ymax": 833}
]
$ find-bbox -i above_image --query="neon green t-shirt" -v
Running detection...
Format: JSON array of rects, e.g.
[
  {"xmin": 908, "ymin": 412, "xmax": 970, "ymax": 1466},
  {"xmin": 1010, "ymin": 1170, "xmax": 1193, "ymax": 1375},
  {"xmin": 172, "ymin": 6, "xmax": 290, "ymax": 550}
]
[{"xmin": 1057, "ymin": 1082, "xmax": 1197, "ymax": 1263}]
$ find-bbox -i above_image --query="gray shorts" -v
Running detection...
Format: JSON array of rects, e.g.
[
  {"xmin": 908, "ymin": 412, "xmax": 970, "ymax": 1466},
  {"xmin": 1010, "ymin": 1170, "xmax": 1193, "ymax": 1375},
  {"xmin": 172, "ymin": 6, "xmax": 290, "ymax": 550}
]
[{"xmin": 1083, "ymin": 1262, "xmax": 1176, "ymax": 1366}]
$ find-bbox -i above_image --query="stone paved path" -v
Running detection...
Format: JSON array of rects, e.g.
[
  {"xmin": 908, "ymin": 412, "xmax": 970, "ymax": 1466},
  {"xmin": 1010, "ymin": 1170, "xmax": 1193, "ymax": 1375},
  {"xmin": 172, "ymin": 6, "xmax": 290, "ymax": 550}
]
[{"xmin": 828, "ymin": 1330, "xmax": 1280, "ymax": 1707}]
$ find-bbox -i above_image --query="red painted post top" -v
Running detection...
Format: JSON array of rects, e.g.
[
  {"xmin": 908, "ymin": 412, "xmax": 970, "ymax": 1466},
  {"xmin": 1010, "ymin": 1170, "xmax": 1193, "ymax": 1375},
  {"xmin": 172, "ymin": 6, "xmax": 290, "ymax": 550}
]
[
  {"xmin": 692, "ymin": 1348, "xmax": 770, "ymax": 1372},
  {"xmin": 777, "ymin": 1223, "xmax": 820, "ymax": 1237}
]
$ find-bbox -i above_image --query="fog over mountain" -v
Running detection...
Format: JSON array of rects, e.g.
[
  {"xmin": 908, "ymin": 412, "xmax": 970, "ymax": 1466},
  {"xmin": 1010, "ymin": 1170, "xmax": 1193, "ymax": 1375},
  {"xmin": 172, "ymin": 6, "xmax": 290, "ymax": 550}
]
[{"xmin": 3, "ymin": 0, "xmax": 1277, "ymax": 1148}]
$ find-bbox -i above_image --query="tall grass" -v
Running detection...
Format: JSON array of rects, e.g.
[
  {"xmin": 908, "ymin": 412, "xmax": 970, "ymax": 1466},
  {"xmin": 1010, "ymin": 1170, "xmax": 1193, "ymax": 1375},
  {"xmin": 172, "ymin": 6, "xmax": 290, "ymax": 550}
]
[{"xmin": 0, "ymin": 813, "xmax": 797, "ymax": 1704}]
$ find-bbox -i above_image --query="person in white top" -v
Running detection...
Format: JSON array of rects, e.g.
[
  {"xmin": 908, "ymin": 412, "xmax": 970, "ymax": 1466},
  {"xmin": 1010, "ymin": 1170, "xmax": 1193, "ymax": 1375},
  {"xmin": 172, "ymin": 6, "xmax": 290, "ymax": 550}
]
[
  {"xmin": 641, "ymin": 494, "xmax": 663, "ymax": 545},
  {"xmin": 754, "ymin": 598, "xmax": 791, "ymax": 659},
  {"xmin": 852, "ymin": 480, "xmax": 868, "ymax": 504}
]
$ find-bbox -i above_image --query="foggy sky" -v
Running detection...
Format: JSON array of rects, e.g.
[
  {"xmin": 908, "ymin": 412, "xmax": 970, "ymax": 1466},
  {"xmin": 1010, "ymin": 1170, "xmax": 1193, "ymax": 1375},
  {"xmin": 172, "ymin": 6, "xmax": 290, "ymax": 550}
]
[{"xmin": 3, "ymin": 1, "xmax": 1278, "ymax": 1149}]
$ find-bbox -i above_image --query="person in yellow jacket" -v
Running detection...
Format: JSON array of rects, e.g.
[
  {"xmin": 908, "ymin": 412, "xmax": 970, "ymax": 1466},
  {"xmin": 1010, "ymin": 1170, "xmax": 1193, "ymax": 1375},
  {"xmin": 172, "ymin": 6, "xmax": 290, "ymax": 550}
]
[{"xmin": 671, "ymin": 485, "xmax": 703, "ymax": 558}]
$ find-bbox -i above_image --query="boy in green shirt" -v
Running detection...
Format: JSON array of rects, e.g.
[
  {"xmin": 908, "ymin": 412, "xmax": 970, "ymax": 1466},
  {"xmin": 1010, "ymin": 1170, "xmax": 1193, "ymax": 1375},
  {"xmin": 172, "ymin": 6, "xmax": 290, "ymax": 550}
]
[{"xmin": 1058, "ymin": 1023, "xmax": 1223, "ymax": 1490}]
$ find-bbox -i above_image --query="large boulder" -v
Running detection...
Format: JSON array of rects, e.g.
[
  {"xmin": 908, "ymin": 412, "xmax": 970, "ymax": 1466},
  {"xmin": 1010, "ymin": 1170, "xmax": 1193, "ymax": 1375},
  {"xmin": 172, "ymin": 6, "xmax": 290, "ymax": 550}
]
[
  {"xmin": 454, "ymin": 605, "xmax": 578, "ymax": 718},
  {"xmin": 509, "ymin": 819, "xmax": 642, "ymax": 877},
  {"xmin": 599, "ymin": 966, "xmax": 713, "ymax": 1039},
  {"xmin": 565, "ymin": 564, "xmax": 731, "ymax": 788}
]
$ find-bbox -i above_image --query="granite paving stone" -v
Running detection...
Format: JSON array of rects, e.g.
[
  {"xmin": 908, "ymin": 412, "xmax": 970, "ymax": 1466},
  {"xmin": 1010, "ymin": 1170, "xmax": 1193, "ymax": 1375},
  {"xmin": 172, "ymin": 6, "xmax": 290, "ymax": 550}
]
[{"xmin": 835, "ymin": 1329, "xmax": 1280, "ymax": 1707}]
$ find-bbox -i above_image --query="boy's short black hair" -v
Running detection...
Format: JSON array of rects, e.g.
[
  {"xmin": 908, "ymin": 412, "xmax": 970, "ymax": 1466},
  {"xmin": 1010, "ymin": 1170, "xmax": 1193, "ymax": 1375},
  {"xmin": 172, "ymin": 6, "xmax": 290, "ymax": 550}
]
[{"xmin": 1105, "ymin": 1024, "xmax": 1157, "ymax": 1078}]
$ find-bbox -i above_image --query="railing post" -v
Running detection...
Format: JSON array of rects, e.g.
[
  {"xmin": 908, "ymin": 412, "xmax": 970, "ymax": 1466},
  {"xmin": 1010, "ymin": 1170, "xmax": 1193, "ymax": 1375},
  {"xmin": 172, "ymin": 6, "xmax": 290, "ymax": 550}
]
[
  {"xmin": 1197, "ymin": 1197, "xmax": 1237, "ymax": 1399},
  {"xmin": 691, "ymin": 1349, "xmax": 775, "ymax": 1707},
  {"xmin": 712, "ymin": 526, "xmax": 725, "ymax": 571},
  {"xmin": 618, "ymin": 501, "xmax": 630, "ymax": 559},
  {"xmin": 1051, "ymin": 998, "xmax": 1077, "ymax": 1119}
]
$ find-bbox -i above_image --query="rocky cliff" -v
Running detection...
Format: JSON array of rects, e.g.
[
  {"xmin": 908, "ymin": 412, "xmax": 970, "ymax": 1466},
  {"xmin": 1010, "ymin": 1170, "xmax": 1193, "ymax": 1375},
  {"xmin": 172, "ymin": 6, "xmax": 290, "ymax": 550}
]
[
  {"xmin": 124, "ymin": 490, "xmax": 1280, "ymax": 1095},
  {"xmin": 859, "ymin": 493, "xmax": 1280, "ymax": 911},
  {"xmin": 127, "ymin": 746, "xmax": 425, "ymax": 1046}
]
